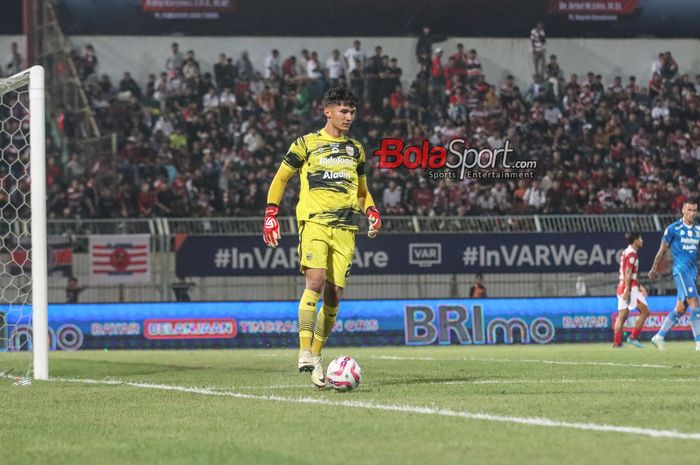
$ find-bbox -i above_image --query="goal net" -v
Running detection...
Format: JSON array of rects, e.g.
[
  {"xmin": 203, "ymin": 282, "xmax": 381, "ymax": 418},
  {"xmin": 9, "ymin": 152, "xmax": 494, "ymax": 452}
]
[{"xmin": 0, "ymin": 66, "xmax": 47, "ymax": 381}]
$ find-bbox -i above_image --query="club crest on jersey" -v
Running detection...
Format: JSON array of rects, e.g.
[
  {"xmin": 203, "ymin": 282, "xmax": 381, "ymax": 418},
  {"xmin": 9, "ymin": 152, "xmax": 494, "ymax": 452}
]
[{"xmin": 346, "ymin": 146, "xmax": 355, "ymax": 157}]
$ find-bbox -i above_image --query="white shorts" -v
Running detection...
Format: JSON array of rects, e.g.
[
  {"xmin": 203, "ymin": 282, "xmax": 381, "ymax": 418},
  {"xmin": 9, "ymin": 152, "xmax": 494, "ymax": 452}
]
[{"xmin": 617, "ymin": 286, "xmax": 648, "ymax": 311}]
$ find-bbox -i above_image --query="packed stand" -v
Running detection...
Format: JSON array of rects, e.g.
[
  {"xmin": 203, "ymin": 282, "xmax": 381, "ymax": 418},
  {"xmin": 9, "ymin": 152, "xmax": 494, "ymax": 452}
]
[{"xmin": 47, "ymin": 38, "xmax": 700, "ymax": 219}]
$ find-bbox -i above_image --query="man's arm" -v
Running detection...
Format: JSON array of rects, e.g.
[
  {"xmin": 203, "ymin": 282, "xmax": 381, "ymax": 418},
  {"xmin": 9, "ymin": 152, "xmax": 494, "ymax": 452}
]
[
  {"xmin": 267, "ymin": 163, "xmax": 296, "ymax": 206},
  {"xmin": 358, "ymin": 176, "xmax": 381, "ymax": 238},
  {"xmin": 623, "ymin": 267, "xmax": 633, "ymax": 302},
  {"xmin": 648, "ymin": 241, "xmax": 669, "ymax": 280},
  {"xmin": 263, "ymin": 163, "xmax": 297, "ymax": 247},
  {"xmin": 357, "ymin": 176, "xmax": 376, "ymax": 213}
]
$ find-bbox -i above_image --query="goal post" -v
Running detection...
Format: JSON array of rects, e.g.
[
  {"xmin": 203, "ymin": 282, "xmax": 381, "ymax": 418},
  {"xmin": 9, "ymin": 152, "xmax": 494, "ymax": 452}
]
[
  {"xmin": 0, "ymin": 65, "xmax": 47, "ymax": 380},
  {"xmin": 30, "ymin": 66, "xmax": 47, "ymax": 380}
]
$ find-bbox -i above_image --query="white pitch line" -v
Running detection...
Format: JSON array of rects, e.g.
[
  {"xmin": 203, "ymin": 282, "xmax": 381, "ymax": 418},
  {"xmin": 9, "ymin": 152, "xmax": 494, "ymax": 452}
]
[
  {"xmin": 466, "ymin": 357, "xmax": 674, "ymax": 369},
  {"xmin": 369, "ymin": 355, "xmax": 675, "ymax": 369},
  {"xmin": 215, "ymin": 383, "xmax": 310, "ymax": 390},
  {"xmin": 166, "ymin": 377, "xmax": 700, "ymax": 390},
  {"xmin": 47, "ymin": 376, "xmax": 700, "ymax": 441},
  {"xmin": 431, "ymin": 378, "xmax": 700, "ymax": 386},
  {"xmin": 232, "ymin": 377, "xmax": 700, "ymax": 389}
]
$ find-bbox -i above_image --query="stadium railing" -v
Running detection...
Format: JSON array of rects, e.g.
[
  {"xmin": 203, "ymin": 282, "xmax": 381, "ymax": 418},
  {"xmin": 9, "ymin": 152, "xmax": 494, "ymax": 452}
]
[
  {"xmin": 44, "ymin": 214, "xmax": 676, "ymax": 302},
  {"xmin": 47, "ymin": 214, "xmax": 676, "ymax": 238}
]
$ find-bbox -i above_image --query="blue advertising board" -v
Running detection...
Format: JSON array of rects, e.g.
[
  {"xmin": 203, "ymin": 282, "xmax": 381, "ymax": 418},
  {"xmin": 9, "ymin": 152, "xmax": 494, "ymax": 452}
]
[
  {"xmin": 1, "ymin": 296, "xmax": 692, "ymax": 351},
  {"xmin": 176, "ymin": 233, "xmax": 663, "ymax": 276}
]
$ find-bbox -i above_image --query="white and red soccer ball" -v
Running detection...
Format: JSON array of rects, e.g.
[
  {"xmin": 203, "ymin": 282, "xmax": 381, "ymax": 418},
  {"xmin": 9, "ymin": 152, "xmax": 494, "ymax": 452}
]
[{"xmin": 326, "ymin": 355, "xmax": 361, "ymax": 391}]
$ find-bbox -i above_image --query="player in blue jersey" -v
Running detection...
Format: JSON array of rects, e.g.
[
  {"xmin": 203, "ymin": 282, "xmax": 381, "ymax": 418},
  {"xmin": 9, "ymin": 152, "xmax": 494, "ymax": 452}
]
[{"xmin": 648, "ymin": 198, "xmax": 700, "ymax": 351}]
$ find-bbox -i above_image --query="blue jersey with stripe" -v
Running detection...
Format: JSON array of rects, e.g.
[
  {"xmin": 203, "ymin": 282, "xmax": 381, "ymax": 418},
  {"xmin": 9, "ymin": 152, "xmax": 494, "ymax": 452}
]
[{"xmin": 662, "ymin": 219, "xmax": 700, "ymax": 277}]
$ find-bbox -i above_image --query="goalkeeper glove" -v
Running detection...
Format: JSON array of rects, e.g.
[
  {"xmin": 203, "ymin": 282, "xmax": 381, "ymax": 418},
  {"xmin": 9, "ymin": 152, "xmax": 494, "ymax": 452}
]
[
  {"xmin": 263, "ymin": 204, "xmax": 280, "ymax": 247},
  {"xmin": 366, "ymin": 206, "xmax": 382, "ymax": 238}
]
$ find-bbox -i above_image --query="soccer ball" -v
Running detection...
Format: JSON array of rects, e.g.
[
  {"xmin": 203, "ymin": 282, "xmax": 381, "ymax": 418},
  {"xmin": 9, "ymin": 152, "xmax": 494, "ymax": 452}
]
[{"xmin": 326, "ymin": 355, "xmax": 361, "ymax": 391}]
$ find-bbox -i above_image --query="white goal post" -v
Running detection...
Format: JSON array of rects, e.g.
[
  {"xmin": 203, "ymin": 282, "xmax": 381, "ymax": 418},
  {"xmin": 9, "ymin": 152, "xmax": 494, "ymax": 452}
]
[
  {"xmin": 0, "ymin": 66, "xmax": 47, "ymax": 380},
  {"xmin": 30, "ymin": 66, "xmax": 48, "ymax": 380}
]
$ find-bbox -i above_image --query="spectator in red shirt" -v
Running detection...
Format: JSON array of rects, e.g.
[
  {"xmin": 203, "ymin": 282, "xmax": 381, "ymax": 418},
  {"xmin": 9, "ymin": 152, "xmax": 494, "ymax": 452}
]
[
  {"xmin": 389, "ymin": 85, "xmax": 405, "ymax": 112},
  {"xmin": 137, "ymin": 181, "xmax": 156, "ymax": 216},
  {"xmin": 431, "ymin": 48, "xmax": 447, "ymax": 104},
  {"xmin": 413, "ymin": 178, "xmax": 435, "ymax": 215},
  {"xmin": 450, "ymin": 43, "xmax": 467, "ymax": 76}
]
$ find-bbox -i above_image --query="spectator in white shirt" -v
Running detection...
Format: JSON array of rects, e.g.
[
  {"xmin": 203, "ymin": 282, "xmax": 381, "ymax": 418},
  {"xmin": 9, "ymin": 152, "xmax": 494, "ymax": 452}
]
[
  {"xmin": 651, "ymin": 98, "xmax": 670, "ymax": 121},
  {"xmin": 153, "ymin": 114, "xmax": 174, "ymax": 137},
  {"xmin": 326, "ymin": 49, "xmax": 346, "ymax": 87},
  {"xmin": 487, "ymin": 130, "xmax": 505, "ymax": 149},
  {"xmin": 616, "ymin": 181, "xmax": 634, "ymax": 206},
  {"xmin": 530, "ymin": 21, "xmax": 546, "ymax": 76},
  {"xmin": 5, "ymin": 42, "xmax": 21, "ymax": 76},
  {"xmin": 382, "ymin": 179, "xmax": 404, "ymax": 214},
  {"xmin": 306, "ymin": 52, "xmax": 322, "ymax": 80},
  {"xmin": 344, "ymin": 40, "xmax": 366, "ymax": 74},
  {"xmin": 490, "ymin": 183, "xmax": 510, "ymax": 210},
  {"xmin": 264, "ymin": 49, "xmax": 281, "ymax": 80},
  {"xmin": 243, "ymin": 127, "xmax": 264, "ymax": 154},
  {"xmin": 165, "ymin": 42, "xmax": 184, "ymax": 78},
  {"xmin": 476, "ymin": 190, "xmax": 496, "ymax": 211},
  {"xmin": 202, "ymin": 88, "xmax": 220, "ymax": 110},
  {"xmin": 524, "ymin": 181, "xmax": 547, "ymax": 209},
  {"xmin": 219, "ymin": 88, "xmax": 236, "ymax": 108},
  {"xmin": 298, "ymin": 49, "xmax": 310, "ymax": 77},
  {"xmin": 543, "ymin": 104, "xmax": 562, "ymax": 125}
]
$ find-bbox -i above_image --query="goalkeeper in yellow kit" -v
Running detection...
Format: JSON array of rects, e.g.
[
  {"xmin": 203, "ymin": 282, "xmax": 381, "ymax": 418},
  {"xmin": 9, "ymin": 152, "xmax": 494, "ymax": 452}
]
[{"xmin": 262, "ymin": 87, "xmax": 382, "ymax": 387}]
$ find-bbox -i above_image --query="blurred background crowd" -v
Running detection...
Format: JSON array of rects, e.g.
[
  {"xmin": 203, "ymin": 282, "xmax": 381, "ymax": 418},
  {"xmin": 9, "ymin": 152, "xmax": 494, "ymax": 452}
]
[{"xmin": 41, "ymin": 32, "xmax": 700, "ymax": 220}]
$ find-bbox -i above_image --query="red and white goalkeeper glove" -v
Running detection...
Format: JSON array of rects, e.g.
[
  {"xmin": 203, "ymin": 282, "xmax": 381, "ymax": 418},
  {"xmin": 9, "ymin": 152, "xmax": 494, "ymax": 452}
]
[
  {"xmin": 366, "ymin": 206, "xmax": 382, "ymax": 238},
  {"xmin": 263, "ymin": 204, "xmax": 280, "ymax": 247}
]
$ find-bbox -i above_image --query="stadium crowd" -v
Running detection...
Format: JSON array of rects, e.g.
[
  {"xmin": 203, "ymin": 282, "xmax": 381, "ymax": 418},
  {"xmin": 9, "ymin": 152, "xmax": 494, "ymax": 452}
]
[{"xmin": 45, "ymin": 38, "xmax": 700, "ymax": 219}]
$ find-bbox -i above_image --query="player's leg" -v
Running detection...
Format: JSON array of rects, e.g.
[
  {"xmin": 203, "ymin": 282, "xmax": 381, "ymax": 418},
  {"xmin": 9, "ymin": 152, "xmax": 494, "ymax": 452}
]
[
  {"xmin": 627, "ymin": 290, "xmax": 649, "ymax": 348},
  {"xmin": 684, "ymin": 296, "xmax": 700, "ymax": 351},
  {"xmin": 309, "ymin": 282, "xmax": 343, "ymax": 387},
  {"xmin": 309, "ymin": 227, "xmax": 354, "ymax": 387},
  {"xmin": 613, "ymin": 290, "xmax": 632, "ymax": 347},
  {"xmin": 652, "ymin": 299, "xmax": 686, "ymax": 351},
  {"xmin": 613, "ymin": 308, "xmax": 628, "ymax": 348},
  {"xmin": 297, "ymin": 222, "xmax": 331, "ymax": 372},
  {"xmin": 651, "ymin": 274, "xmax": 689, "ymax": 350},
  {"xmin": 312, "ymin": 282, "xmax": 342, "ymax": 357}
]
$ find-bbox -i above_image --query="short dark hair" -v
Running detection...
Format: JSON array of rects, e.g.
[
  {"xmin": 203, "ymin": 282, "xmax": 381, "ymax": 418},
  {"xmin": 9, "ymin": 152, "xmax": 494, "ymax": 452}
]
[
  {"xmin": 323, "ymin": 87, "xmax": 359, "ymax": 108},
  {"xmin": 625, "ymin": 231, "xmax": 641, "ymax": 244},
  {"xmin": 684, "ymin": 196, "xmax": 698, "ymax": 206}
]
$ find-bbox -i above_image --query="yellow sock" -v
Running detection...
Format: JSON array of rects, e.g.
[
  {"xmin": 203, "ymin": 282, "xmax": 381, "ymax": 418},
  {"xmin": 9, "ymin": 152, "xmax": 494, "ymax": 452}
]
[
  {"xmin": 298, "ymin": 289, "xmax": 320, "ymax": 352},
  {"xmin": 311, "ymin": 304, "xmax": 339, "ymax": 355}
]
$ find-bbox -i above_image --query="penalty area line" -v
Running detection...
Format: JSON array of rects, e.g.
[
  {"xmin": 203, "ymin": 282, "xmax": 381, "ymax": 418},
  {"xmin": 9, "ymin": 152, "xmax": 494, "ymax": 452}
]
[{"xmin": 48, "ymin": 376, "xmax": 700, "ymax": 441}]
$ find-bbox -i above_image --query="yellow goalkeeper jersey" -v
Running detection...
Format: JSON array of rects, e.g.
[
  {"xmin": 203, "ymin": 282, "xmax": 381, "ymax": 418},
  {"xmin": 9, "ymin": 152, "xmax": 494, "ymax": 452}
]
[{"xmin": 282, "ymin": 129, "xmax": 366, "ymax": 231}]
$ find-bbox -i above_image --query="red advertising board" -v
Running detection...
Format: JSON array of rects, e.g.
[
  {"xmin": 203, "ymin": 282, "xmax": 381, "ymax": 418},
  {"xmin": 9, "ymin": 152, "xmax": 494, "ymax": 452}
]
[
  {"xmin": 144, "ymin": 318, "xmax": 238, "ymax": 339},
  {"xmin": 547, "ymin": 0, "xmax": 638, "ymax": 15},
  {"xmin": 141, "ymin": 0, "xmax": 236, "ymax": 13}
]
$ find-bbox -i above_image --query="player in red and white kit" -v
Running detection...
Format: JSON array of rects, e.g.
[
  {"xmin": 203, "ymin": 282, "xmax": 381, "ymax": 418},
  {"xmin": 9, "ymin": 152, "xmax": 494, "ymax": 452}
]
[{"xmin": 614, "ymin": 232, "xmax": 650, "ymax": 348}]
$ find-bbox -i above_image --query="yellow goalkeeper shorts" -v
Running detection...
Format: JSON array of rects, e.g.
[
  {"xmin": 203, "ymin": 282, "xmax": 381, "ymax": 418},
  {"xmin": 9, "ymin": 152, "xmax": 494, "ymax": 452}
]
[{"xmin": 298, "ymin": 221, "xmax": 355, "ymax": 288}]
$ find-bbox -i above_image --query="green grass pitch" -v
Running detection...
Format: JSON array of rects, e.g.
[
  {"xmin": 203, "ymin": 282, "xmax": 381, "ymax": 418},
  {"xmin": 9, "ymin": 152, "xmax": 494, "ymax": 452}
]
[{"xmin": 2, "ymin": 343, "xmax": 700, "ymax": 465}]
